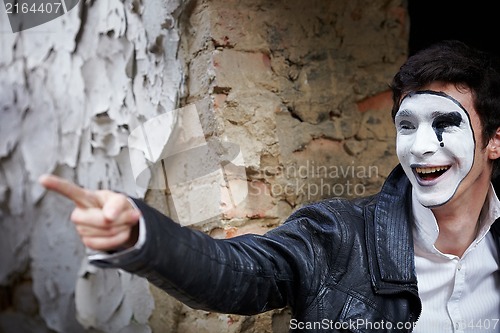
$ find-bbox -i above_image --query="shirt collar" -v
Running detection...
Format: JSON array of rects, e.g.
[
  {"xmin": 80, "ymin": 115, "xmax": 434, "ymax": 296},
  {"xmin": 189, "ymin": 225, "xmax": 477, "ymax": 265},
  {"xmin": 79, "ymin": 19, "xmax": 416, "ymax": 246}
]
[{"xmin": 412, "ymin": 183, "xmax": 500, "ymax": 256}]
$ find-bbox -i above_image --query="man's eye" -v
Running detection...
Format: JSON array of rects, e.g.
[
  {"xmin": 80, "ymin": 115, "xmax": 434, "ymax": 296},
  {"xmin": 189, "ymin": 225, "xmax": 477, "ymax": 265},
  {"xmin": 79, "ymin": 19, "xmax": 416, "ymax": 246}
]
[
  {"xmin": 432, "ymin": 112, "xmax": 462, "ymax": 130},
  {"xmin": 398, "ymin": 121, "xmax": 415, "ymax": 130},
  {"xmin": 433, "ymin": 121, "xmax": 453, "ymax": 129}
]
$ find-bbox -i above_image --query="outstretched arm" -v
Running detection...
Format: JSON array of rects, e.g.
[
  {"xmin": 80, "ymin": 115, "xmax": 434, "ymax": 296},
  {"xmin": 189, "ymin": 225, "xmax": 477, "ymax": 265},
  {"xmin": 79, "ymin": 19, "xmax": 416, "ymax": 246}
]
[{"xmin": 38, "ymin": 174, "xmax": 322, "ymax": 316}]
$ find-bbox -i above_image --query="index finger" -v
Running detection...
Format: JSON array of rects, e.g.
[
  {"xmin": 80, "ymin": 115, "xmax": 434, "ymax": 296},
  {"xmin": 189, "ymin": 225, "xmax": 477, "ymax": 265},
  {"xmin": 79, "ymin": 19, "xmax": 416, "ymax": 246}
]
[{"xmin": 39, "ymin": 174, "xmax": 101, "ymax": 208}]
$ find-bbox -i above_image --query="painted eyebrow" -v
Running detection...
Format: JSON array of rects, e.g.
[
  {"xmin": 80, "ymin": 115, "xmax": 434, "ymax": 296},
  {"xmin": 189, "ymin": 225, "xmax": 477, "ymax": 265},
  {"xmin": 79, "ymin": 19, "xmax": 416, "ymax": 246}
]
[
  {"xmin": 430, "ymin": 110, "xmax": 460, "ymax": 118},
  {"xmin": 394, "ymin": 109, "xmax": 412, "ymax": 118}
]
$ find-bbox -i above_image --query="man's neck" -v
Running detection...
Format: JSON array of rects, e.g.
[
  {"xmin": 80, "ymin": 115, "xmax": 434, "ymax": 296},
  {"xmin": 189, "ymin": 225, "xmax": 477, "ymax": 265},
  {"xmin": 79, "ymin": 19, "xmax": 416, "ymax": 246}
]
[{"xmin": 431, "ymin": 181, "xmax": 489, "ymax": 257}]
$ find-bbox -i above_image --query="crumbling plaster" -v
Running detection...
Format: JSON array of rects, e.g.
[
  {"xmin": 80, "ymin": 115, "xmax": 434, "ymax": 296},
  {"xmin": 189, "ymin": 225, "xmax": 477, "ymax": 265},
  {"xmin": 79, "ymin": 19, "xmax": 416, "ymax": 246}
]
[{"xmin": 0, "ymin": 0, "xmax": 183, "ymax": 332}]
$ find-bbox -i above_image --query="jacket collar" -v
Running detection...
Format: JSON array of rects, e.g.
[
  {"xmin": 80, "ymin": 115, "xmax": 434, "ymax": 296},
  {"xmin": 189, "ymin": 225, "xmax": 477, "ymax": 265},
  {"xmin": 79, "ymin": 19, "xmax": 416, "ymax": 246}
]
[
  {"xmin": 372, "ymin": 164, "xmax": 417, "ymax": 286},
  {"xmin": 373, "ymin": 165, "xmax": 500, "ymax": 286}
]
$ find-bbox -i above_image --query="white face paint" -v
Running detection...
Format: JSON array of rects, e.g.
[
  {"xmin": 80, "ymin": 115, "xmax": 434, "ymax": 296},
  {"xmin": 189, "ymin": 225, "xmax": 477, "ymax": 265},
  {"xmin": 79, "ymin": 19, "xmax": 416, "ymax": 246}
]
[{"xmin": 395, "ymin": 91, "xmax": 475, "ymax": 207}]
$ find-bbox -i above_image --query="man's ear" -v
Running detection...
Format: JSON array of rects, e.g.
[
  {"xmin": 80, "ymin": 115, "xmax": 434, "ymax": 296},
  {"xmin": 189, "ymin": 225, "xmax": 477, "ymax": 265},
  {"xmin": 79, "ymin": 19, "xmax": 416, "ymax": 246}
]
[{"xmin": 488, "ymin": 127, "xmax": 500, "ymax": 160}]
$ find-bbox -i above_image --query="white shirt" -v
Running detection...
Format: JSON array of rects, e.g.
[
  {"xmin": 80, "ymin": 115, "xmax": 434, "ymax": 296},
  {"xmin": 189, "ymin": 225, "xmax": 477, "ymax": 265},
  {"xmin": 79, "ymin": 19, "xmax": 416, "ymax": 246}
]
[{"xmin": 412, "ymin": 185, "xmax": 500, "ymax": 333}]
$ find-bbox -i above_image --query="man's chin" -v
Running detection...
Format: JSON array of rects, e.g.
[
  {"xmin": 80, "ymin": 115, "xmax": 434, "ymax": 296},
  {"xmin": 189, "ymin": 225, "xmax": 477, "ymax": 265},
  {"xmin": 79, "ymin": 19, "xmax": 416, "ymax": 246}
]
[{"xmin": 413, "ymin": 189, "xmax": 454, "ymax": 208}]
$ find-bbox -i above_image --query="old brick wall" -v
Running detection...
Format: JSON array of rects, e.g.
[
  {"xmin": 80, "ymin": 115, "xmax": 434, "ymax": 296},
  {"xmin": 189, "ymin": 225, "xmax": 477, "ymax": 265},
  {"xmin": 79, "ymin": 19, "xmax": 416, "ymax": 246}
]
[{"xmin": 147, "ymin": 0, "xmax": 409, "ymax": 332}]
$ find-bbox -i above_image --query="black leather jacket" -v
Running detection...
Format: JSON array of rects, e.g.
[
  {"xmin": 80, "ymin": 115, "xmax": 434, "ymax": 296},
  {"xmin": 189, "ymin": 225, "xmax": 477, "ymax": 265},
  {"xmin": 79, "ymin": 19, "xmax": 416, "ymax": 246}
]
[{"xmin": 92, "ymin": 165, "xmax": 500, "ymax": 332}]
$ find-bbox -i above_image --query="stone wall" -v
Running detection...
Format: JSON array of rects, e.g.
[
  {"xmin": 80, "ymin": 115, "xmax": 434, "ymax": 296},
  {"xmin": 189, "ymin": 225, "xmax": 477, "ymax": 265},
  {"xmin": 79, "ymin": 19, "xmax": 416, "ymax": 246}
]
[{"xmin": 147, "ymin": 0, "xmax": 409, "ymax": 332}]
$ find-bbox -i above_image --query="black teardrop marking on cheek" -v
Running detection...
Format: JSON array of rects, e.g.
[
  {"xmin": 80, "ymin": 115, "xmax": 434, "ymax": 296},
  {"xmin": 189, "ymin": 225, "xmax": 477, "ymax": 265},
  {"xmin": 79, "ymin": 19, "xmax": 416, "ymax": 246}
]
[
  {"xmin": 440, "ymin": 142, "xmax": 444, "ymax": 147},
  {"xmin": 435, "ymin": 128, "xmax": 444, "ymax": 144}
]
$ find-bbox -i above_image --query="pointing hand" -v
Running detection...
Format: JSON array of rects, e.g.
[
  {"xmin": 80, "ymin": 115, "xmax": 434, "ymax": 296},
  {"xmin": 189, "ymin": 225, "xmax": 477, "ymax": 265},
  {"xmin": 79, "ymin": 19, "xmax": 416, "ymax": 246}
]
[{"xmin": 39, "ymin": 175, "xmax": 141, "ymax": 252}]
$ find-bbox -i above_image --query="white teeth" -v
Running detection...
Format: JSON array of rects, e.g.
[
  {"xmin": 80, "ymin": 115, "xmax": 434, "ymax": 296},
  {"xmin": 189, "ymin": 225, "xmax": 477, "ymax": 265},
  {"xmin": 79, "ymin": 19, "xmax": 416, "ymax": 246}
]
[{"xmin": 415, "ymin": 166, "xmax": 450, "ymax": 174}]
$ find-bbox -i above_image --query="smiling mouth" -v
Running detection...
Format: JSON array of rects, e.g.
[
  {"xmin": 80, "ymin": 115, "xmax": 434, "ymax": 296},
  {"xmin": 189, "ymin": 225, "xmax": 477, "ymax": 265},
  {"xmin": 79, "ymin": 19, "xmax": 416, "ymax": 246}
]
[{"xmin": 414, "ymin": 165, "xmax": 451, "ymax": 181}]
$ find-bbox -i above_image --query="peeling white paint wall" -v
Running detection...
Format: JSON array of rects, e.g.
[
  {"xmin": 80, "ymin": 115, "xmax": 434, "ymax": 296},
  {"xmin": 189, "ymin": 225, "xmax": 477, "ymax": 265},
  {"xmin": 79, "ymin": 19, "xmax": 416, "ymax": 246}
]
[{"xmin": 0, "ymin": 0, "xmax": 184, "ymax": 332}]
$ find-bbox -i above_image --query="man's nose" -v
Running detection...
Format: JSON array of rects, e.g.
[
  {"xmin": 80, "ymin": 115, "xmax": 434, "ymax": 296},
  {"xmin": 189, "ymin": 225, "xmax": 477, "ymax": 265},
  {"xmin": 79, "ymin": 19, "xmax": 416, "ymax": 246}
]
[{"xmin": 410, "ymin": 125, "xmax": 440, "ymax": 157}]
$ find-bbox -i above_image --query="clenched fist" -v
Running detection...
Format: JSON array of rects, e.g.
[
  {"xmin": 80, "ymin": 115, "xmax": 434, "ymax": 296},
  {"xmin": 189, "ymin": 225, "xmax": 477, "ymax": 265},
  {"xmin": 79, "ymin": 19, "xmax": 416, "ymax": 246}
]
[{"xmin": 39, "ymin": 175, "xmax": 141, "ymax": 252}]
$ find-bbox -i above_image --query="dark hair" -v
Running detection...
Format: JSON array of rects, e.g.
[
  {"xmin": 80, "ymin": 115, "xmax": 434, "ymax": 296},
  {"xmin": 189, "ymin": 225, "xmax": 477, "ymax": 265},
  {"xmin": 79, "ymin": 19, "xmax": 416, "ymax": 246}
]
[{"xmin": 390, "ymin": 40, "xmax": 500, "ymax": 176}]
